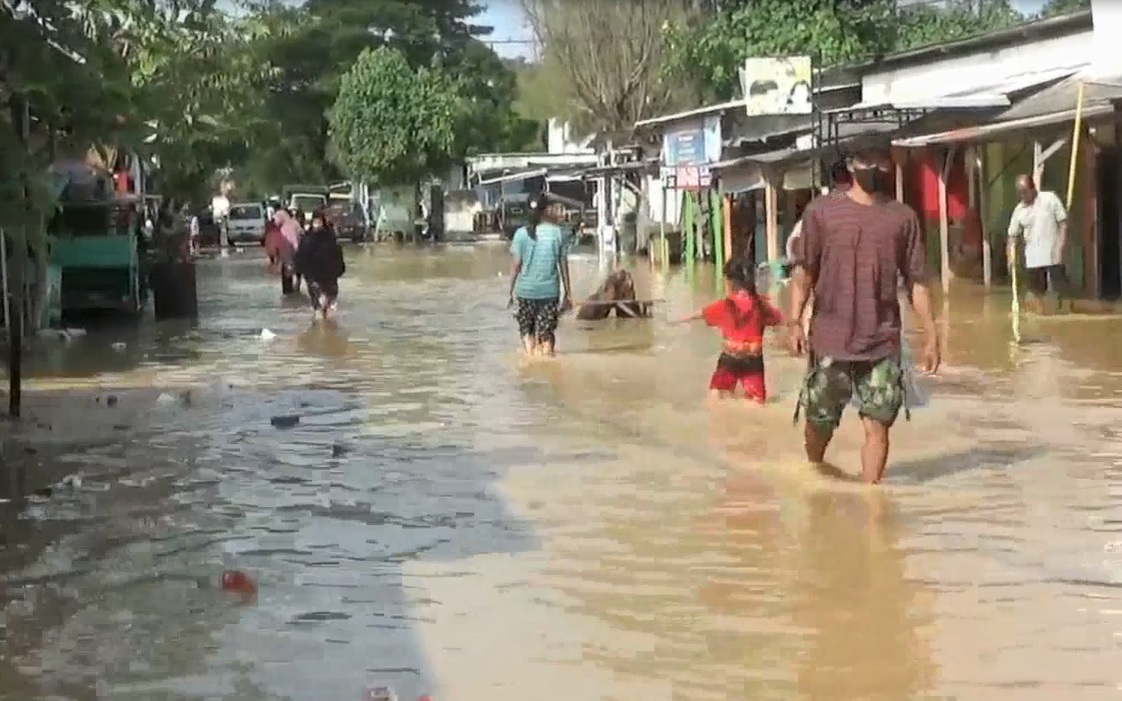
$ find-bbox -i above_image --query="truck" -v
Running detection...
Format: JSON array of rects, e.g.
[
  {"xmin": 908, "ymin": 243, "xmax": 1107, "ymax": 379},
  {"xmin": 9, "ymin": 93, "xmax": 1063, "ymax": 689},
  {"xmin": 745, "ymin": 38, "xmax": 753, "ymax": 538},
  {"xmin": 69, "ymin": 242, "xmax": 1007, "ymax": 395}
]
[{"xmin": 280, "ymin": 184, "xmax": 329, "ymax": 227}]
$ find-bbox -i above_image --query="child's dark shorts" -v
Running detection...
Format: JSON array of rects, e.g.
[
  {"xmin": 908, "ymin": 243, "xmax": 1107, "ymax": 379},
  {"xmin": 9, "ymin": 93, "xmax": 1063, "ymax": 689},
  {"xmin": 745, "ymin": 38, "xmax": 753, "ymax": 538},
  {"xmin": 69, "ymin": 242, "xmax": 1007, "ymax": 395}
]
[
  {"xmin": 515, "ymin": 297, "xmax": 560, "ymax": 342},
  {"xmin": 710, "ymin": 352, "xmax": 767, "ymax": 402}
]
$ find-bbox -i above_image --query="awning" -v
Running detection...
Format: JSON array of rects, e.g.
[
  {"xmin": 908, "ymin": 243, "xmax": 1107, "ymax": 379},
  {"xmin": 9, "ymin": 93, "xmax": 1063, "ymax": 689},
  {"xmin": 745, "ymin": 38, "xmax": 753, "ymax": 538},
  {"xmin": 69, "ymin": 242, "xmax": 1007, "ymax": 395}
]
[
  {"xmin": 892, "ymin": 74, "xmax": 1122, "ymax": 147},
  {"xmin": 849, "ymin": 66, "xmax": 1082, "ymax": 113},
  {"xmin": 475, "ymin": 168, "xmax": 547, "ymax": 186}
]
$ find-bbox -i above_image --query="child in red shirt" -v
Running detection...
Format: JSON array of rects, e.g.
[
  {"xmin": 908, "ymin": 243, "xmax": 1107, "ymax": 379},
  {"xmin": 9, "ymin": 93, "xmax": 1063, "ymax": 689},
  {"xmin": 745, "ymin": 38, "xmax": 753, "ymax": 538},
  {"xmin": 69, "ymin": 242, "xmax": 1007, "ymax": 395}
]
[{"xmin": 674, "ymin": 257, "xmax": 783, "ymax": 403}]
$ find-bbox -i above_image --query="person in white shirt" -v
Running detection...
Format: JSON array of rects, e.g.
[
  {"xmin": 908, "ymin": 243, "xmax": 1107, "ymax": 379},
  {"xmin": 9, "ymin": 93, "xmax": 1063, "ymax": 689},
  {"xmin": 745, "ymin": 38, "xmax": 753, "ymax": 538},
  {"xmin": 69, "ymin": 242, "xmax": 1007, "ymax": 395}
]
[{"xmin": 1007, "ymin": 174, "xmax": 1069, "ymax": 308}]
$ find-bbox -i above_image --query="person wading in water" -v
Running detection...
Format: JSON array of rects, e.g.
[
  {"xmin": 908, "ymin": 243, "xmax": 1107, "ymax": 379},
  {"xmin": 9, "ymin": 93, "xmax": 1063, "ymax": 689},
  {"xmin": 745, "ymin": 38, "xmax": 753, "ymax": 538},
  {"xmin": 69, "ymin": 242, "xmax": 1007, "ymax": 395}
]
[
  {"xmin": 1006, "ymin": 173, "xmax": 1070, "ymax": 313},
  {"xmin": 295, "ymin": 208, "xmax": 345, "ymax": 319},
  {"xmin": 506, "ymin": 191, "xmax": 572, "ymax": 358},
  {"xmin": 787, "ymin": 148, "xmax": 940, "ymax": 484}
]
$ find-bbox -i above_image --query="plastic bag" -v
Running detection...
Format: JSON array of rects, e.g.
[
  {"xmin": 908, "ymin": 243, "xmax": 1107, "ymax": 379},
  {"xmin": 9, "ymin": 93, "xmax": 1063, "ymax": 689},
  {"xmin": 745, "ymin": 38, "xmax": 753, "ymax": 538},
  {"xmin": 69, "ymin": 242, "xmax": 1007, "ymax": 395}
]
[{"xmin": 755, "ymin": 260, "xmax": 790, "ymax": 292}]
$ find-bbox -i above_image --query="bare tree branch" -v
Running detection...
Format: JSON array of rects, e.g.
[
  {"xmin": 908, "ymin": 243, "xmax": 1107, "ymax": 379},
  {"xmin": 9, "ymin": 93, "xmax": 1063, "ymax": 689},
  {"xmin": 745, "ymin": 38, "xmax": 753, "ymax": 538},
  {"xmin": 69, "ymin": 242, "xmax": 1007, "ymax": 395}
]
[{"xmin": 517, "ymin": 0, "xmax": 687, "ymax": 141}]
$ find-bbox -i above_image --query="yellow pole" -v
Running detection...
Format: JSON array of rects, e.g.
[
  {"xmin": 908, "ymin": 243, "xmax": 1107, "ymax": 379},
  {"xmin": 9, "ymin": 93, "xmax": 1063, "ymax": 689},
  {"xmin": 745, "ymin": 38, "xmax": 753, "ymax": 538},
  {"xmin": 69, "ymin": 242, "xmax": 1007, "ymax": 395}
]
[{"xmin": 1066, "ymin": 81, "xmax": 1085, "ymax": 209}]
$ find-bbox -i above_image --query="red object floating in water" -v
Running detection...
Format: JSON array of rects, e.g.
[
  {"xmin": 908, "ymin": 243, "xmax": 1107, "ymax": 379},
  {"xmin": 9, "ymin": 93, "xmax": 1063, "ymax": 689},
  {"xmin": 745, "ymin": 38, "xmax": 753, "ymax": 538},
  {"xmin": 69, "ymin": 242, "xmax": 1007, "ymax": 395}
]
[{"xmin": 220, "ymin": 569, "xmax": 257, "ymax": 596}]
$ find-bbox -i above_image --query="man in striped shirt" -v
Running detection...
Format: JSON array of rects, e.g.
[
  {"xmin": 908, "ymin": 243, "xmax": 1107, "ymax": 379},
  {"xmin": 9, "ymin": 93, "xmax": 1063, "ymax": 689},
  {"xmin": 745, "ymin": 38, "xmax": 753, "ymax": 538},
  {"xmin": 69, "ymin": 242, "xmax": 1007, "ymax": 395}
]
[{"xmin": 788, "ymin": 148, "xmax": 940, "ymax": 484}]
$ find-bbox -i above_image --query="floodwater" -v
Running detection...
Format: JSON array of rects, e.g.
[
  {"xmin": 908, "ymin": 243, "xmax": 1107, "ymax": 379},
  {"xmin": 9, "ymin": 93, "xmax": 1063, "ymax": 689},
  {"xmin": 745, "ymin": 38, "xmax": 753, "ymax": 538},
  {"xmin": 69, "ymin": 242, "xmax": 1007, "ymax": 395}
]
[{"xmin": 1, "ymin": 245, "xmax": 1120, "ymax": 701}]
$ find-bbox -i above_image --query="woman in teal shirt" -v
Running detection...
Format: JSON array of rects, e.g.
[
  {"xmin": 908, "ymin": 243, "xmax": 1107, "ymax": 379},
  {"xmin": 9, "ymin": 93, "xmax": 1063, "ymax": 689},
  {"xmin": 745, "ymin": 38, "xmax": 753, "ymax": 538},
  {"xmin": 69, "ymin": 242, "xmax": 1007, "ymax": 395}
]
[{"xmin": 506, "ymin": 192, "xmax": 572, "ymax": 357}]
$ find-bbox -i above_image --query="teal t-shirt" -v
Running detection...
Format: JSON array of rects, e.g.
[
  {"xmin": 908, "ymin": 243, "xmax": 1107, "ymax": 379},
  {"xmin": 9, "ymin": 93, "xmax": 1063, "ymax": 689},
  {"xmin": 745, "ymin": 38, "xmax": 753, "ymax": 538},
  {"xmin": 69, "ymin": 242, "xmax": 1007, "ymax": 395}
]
[{"xmin": 510, "ymin": 223, "xmax": 568, "ymax": 300}]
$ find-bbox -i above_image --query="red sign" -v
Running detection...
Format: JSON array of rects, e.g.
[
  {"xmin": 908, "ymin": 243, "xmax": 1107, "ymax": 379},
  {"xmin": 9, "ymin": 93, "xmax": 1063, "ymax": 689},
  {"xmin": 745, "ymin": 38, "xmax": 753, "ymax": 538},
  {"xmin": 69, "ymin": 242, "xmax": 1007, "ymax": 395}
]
[{"xmin": 675, "ymin": 165, "xmax": 711, "ymax": 190}]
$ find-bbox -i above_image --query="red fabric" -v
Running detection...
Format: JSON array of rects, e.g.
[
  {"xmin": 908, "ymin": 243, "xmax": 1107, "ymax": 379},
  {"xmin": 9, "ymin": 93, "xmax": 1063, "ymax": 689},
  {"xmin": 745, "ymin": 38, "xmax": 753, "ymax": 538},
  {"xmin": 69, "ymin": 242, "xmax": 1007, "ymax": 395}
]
[
  {"xmin": 913, "ymin": 150, "xmax": 967, "ymax": 220},
  {"xmin": 113, "ymin": 171, "xmax": 132, "ymax": 194},
  {"xmin": 701, "ymin": 291, "xmax": 782, "ymax": 350},
  {"xmin": 709, "ymin": 366, "xmax": 766, "ymax": 403}
]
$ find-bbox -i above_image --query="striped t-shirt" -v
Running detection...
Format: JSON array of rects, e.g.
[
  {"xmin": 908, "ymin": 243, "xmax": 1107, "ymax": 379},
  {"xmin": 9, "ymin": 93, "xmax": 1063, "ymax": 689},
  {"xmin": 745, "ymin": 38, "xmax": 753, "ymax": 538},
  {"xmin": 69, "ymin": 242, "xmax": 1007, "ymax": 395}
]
[{"xmin": 790, "ymin": 193, "xmax": 928, "ymax": 361}]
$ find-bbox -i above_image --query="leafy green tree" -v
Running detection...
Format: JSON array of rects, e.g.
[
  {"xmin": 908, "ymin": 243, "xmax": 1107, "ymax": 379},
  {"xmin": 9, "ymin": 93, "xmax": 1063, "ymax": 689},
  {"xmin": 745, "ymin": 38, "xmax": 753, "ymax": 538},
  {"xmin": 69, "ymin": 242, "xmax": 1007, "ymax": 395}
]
[
  {"xmin": 1039, "ymin": 0, "xmax": 1089, "ymax": 17},
  {"xmin": 895, "ymin": 0, "xmax": 1022, "ymax": 52},
  {"xmin": 239, "ymin": 0, "xmax": 530, "ymax": 192},
  {"xmin": 662, "ymin": 0, "xmax": 898, "ymax": 103},
  {"xmin": 662, "ymin": 0, "xmax": 1026, "ymax": 103},
  {"xmin": 328, "ymin": 46, "xmax": 459, "ymax": 185}
]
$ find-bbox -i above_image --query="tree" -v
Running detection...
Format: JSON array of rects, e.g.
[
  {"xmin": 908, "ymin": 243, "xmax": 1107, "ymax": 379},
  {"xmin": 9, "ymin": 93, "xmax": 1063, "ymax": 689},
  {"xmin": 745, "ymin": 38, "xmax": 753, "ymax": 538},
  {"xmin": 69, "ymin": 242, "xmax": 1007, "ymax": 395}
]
[
  {"xmin": 895, "ymin": 0, "xmax": 1022, "ymax": 52},
  {"xmin": 519, "ymin": 0, "xmax": 690, "ymax": 141},
  {"xmin": 1040, "ymin": 0, "xmax": 1089, "ymax": 17},
  {"xmin": 662, "ymin": 0, "xmax": 1026, "ymax": 103},
  {"xmin": 237, "ymin": 0, "xmax": 531, "ymax": 192},
  {"xmin": 328, "ymin": 46, "xmax": 459, "ymax": 185}
]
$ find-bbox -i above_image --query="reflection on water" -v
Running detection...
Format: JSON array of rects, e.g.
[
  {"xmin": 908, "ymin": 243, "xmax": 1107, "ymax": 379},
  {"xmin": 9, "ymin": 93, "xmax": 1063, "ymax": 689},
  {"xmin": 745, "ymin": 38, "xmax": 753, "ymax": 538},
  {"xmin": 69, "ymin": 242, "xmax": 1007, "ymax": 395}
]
[{"xmin": 1, "ymin": 245, "xmax": 1120, "ymax": 701}]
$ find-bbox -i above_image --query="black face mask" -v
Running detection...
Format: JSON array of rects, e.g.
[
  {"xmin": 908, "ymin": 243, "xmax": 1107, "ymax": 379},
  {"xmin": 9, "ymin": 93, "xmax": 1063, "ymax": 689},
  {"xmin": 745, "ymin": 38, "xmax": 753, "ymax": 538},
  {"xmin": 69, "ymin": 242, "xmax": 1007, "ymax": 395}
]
[{"xmin": 851, "ymin": 167, "xmax": 889, "ymax": 194}]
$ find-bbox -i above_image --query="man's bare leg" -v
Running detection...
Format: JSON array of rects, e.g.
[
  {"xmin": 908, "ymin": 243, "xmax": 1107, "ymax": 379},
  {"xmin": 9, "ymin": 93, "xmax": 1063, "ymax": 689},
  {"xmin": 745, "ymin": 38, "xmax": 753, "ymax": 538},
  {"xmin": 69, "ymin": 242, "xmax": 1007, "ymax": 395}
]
[
  {"xmin": 860, "ymin": 417, "xmax": 891, "ymax": 484},
  {"xmin": 803, "ymin": 423, "xmax": 831, "ymax": 463}
]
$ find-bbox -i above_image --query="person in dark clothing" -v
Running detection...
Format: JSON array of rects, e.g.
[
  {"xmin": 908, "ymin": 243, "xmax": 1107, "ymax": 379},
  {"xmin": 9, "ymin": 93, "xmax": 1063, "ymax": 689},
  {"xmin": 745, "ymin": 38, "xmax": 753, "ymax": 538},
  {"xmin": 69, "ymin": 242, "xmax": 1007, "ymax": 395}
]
[{"xmin": 294, "ymin": 209, "xmax": 346, "ymax": 319}]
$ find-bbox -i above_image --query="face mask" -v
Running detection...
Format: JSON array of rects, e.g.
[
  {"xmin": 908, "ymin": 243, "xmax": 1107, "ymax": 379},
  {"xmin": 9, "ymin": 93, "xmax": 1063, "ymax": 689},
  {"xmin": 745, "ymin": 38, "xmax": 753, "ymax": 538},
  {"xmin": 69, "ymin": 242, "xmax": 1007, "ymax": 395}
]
[{"xmin": 851, "ymin": 167, "xmax": 889, "ymax": 194}]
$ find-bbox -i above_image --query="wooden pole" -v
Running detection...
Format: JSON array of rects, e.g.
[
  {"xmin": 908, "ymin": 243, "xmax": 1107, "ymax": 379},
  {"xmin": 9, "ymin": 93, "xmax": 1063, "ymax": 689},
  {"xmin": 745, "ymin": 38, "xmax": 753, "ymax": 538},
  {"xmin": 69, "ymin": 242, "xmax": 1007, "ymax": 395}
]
[
  {"xmin": 938, "ymin": 146, "xmax": 958, "ymax": 294},
  {"xmin": 1066, "ymin": 81, "xmax": 1086, "ymax": 210},
  {"xmin": 660, "ymin": 185, "xmax": 669, "ymax": 270},
  {"xmin": 764, "ymin": 180, "xmax": 779, "ymax": 262},
  {"xmin": 723, "ymin": 194, "xmax": 733, "ymax": 265},
  {"xmin": 711, "ymin": 188, "xmax": 724, "ymax": 283},
  {"xmin": 978, "ymin": 148, "xmax": 993, "ymax": 289},
  {"xmin": 683, "ymin": 190, "xmax": 695, "ymax": 275},
  {"xmin": 8, "ymin": 97, "xmax": 28, "ymax": 418}
]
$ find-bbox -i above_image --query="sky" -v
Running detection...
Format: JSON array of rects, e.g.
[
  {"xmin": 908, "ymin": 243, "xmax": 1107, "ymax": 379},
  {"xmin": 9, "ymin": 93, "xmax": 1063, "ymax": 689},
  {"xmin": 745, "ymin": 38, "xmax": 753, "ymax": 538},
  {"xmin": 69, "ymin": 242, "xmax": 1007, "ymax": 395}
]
[{"xmin": 477, "ymin": 0, "xmax": 534, "ymax": 59}]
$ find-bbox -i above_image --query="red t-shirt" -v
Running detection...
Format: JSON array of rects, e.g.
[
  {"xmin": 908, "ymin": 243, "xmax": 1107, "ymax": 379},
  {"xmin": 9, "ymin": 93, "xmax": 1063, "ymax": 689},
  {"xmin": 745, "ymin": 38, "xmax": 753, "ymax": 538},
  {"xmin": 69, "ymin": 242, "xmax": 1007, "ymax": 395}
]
[{"xmin": 702, "ymin": 291, "xmax": 783, "ymax": 355}]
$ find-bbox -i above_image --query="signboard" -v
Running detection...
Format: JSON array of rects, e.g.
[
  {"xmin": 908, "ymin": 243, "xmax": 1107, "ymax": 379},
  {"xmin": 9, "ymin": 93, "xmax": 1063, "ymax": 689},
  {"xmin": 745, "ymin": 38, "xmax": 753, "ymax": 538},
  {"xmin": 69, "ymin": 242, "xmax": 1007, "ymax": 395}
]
[
  {"xmin": 661, "ymin": 116, "xmax": 722, "ymax": 167},
  {"xmin": 739, "ymin": 56, "xmax": 813, "ymax": 116},
  {"xmin": 660, "ymin": 116, "xmax": 722, "ymax": 190}
]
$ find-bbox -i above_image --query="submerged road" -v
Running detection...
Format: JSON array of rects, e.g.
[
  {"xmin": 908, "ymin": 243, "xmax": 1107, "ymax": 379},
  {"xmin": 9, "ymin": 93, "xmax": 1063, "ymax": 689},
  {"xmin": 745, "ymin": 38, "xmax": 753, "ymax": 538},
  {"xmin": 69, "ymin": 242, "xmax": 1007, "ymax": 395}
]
[{"xmin": 0, "ymin": 245, "xmax": 1120, "ymax": 700}]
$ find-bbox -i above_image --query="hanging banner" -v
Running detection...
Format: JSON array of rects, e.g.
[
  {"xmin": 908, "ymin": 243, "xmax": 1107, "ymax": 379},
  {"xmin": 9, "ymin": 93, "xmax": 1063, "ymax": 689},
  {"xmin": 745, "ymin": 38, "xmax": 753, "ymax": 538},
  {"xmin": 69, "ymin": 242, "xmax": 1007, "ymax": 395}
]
[{"xmin": 740, "ymin": 56, "xmax": 814, "ymax": 116}]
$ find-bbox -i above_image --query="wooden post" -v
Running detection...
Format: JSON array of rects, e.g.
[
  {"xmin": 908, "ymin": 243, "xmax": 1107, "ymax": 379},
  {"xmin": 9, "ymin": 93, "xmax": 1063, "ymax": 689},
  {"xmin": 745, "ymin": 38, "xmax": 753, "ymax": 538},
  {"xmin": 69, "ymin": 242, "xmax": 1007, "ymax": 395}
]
[
  {"xmin": 938, "ymin": 145, "xmax": 959, "ymax": 294},
  {"xmin": 683, "ymin": 191, "xmax": 695, "ymax": 274},
  {"xmin": 7, "ymin": 97, "xmax": 30, "ymax": 418},
  {"xmin": 764, "ymin": 179, "xmax": 779, "ymax": 262},
  {"xmin": 723, "ymin": 194, "xmax": 733, "ymax": 266},
  {"xmin": 660, "ymin": 184, "xmax": 669, "ymax": 270},
  {"xmin": 710, "ymin": 188, "xmax": 724, "ymax": 280},
  {"xmin": 978, "ymin": 147, "xmax": 993, "ymax": 289}
]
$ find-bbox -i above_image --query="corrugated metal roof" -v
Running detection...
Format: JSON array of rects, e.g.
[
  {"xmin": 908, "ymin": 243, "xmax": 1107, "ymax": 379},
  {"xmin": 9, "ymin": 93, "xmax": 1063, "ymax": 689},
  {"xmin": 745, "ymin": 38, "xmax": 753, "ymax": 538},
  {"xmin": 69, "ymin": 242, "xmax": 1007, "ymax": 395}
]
[
  {"xmin": 711, "ymin": 122, "xmax": 900, "ymax": 171},
  {"xmin": 892, "ymin": 74, "xmax": 1122, "ymax": 147}
]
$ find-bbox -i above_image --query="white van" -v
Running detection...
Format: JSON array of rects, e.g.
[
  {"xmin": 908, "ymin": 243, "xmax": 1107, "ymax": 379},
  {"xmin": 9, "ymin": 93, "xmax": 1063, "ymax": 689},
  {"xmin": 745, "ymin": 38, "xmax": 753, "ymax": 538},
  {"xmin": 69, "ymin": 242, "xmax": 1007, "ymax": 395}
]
[{"xmin": 226, "ymin": 202, "xmax": 266, "ymax": 245}]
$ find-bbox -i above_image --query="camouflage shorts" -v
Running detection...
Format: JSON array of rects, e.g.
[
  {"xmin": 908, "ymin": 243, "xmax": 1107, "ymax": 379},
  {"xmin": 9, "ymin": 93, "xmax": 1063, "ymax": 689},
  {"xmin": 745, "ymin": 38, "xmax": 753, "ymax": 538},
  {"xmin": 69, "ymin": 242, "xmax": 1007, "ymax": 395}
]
[{"xmin": 798, "ymin": 355, "xmax": 905, "ymax": 434}]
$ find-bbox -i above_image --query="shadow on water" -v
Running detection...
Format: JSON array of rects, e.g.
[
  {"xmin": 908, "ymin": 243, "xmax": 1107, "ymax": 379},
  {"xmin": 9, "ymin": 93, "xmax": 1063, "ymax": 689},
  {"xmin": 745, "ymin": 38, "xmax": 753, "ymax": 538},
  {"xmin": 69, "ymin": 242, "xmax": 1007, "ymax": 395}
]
[{"xmin": 889, "ymin": 444, "xmax": 1049, "ymax": 485}]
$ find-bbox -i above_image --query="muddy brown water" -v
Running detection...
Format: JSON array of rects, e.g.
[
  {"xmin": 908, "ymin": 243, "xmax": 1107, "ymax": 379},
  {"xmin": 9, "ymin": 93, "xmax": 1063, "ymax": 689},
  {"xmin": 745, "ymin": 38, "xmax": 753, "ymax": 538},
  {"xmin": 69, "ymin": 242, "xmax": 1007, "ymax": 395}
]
[{"xmin": 0, "ymin": 245, "xmax": 1120, "ymax": 701}]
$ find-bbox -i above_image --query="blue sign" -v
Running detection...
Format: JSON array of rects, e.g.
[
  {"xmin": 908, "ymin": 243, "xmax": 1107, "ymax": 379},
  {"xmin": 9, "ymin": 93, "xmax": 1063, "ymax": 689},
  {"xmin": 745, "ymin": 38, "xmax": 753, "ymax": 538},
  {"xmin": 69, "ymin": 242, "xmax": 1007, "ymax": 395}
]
[{"xmin": 662, "ymin": 117, "xmax": 723, "ymax": 167}]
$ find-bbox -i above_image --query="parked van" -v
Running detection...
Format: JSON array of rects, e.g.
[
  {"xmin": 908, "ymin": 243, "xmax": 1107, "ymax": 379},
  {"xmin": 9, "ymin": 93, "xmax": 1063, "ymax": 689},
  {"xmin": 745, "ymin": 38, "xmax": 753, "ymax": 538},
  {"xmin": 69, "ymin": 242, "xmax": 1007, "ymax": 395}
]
[{"xmin": 226, "ymin": 202, "xmax": 266, "ymax": 245}]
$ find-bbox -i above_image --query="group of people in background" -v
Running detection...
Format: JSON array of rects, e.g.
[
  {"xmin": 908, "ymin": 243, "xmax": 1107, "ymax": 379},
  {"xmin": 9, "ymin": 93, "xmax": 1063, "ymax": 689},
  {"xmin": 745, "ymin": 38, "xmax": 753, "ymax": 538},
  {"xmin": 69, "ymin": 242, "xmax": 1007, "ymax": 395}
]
[{"xmin": 264, "ymin": 202, "xmax": 347, "ymax": 319}]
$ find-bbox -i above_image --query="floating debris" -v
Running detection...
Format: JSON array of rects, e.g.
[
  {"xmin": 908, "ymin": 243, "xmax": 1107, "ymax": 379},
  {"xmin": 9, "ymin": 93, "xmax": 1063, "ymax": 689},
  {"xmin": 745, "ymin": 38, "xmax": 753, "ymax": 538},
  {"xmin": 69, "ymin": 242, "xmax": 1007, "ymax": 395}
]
[
  {"xmin": 219, "ymin": 569, "xmax": 257, "ymax": 597},
  {"xmin": 111, "ymin": 342, "xmax": 127, "ymax": 351},
  {"xmin": 260, "ymin": 328, "xmax": 277, "ymax": 340},
  {"xmin": 270, "ymin": 414, "xmax": 300, "ymax": 429}
]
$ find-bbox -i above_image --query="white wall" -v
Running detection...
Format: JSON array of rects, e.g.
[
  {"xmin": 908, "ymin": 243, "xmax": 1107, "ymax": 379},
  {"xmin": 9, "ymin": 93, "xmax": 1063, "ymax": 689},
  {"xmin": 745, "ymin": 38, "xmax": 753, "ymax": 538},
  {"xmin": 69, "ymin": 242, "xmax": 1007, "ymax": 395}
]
[
  {"xmin": 547, "ymin": 119, "xmax": 595, "ymax": 155},
  {"xmin": 645, "ymin": 175, "xmax": 681, "ymax": 225},
  {"xmin": 862, "ymin": 29, "xmax": 1092, "ymax": 103},
  {"xmin": 1091, "ymin": 0, "xmax": 1122, "ymax": 79}
]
